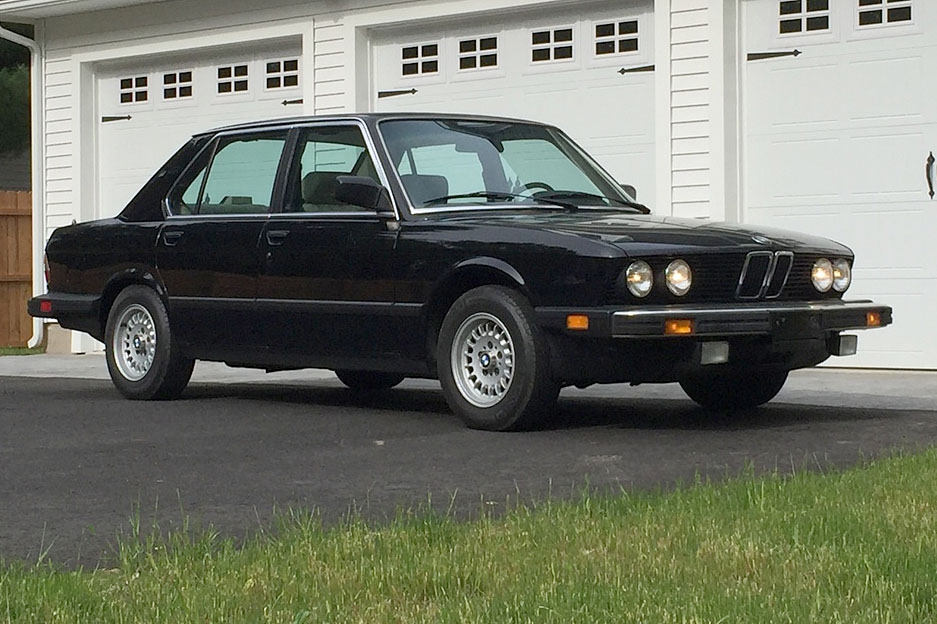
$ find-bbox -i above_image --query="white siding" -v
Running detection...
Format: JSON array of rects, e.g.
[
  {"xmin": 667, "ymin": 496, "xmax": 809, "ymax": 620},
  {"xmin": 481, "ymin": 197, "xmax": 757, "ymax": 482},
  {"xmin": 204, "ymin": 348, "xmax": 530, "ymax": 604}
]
[
  {"xmin": 43, "ymin": 54, "xmax": 73, "ymax": 241},
  {"xmin": 312, "ymin": 18, "xmax": 347, "ymax": 114},
  {"xmin": 669, "ymin": 0, "xmax": 711, "ymax": 219}
]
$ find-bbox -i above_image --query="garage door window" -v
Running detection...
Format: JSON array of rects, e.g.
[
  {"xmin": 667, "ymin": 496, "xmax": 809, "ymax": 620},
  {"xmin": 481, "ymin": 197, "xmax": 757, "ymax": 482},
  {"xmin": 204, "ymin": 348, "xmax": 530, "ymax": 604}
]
[
  {"xmin": 858, "ymin": 0, "xmax": 912, "ymax": 26},
  {"xmin": 402, "ymin": 44, "xmax": 439, "ymax": 76},
  {"xmin": 459, "ymin": 37, "xmax": 498, "ymax": 70},
  {"xmin": 163, "ymin": 71, "xmax": 193, "ymax": 100},
  {"xmin": 531, "ymin": 27, "xmax": 575, "ymax": 62},
  {"xmin": 218, "ymin": 64, "xmax": 249, "ymax": 94},
  {"xmin": 779, "ymin": 0, "xmax": 830, "ymax": 34},
  {"xmin": 119, "ymin": 76, "xmax": 148, "ymax": 104},
  {"xmin": 265, "ymin": 59, "xmax": 300, "ymax": 90},
  {"xmin": 594, "ymin": 20, "xmax": 639, "ymax": 55},
  {"xmin": 170, "ymin": 132, "xmax": 287, "ymax": 215}
]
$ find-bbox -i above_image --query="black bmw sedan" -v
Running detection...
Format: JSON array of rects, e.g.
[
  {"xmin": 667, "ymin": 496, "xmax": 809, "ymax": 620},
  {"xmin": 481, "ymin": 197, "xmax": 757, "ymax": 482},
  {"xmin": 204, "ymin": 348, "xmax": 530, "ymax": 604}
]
[{"xmin": 29, "ymin": 114, "xmax": 892, "ymax": 430}]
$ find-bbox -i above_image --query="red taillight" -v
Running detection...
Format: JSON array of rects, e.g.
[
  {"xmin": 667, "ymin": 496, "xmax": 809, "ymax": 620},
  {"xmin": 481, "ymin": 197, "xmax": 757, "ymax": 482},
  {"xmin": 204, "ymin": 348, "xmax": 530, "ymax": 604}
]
[{"xmin": 43, "ymin": 253, "xmax": 50, "ymax": 286}]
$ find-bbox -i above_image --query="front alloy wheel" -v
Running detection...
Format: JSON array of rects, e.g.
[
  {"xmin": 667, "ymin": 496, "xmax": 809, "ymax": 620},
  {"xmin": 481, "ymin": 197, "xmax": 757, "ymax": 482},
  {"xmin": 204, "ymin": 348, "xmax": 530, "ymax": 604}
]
[{"xmin": 438, "ymin": 286, "xmax": 557, "ymax": 431}]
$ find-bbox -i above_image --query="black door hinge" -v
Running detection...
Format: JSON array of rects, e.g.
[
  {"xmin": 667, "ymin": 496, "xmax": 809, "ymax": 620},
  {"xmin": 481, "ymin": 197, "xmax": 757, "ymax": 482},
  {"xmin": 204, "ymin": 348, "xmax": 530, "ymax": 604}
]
[
  {"xmin": 619, "ymin": 64, "xmax": 655, "ymax": 74},
  {"xmin": 378, "ymin": 88, "xmax": 418, "ymax": 99},
  {"xmin": 747, "ymin": 49, "xmax": 802, "ymax": 62}
]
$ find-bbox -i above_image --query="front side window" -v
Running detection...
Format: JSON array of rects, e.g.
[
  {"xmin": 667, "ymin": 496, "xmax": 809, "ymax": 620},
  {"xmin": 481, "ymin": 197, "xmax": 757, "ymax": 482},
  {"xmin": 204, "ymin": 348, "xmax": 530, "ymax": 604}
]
[
  {"xmin": 379, "ymin": 120, "xmax": 636, "ymax": 212},
  {"xmin": 284, "ymin": 125, "xmax": 380, "ymax": 213},
  {"xmin": 169, "ymin": 132, "xmax": 287, "ymax": 215}
]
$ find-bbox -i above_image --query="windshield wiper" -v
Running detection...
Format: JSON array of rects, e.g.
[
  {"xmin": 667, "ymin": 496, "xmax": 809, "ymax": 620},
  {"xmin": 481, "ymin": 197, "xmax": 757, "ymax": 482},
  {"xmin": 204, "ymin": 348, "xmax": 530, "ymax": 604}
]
[
  {"xmin": 422, "ymin": 191, "xmax": 578, "ymax": 211},
  {"xmin": 535, "ymin": 190, "xmax": 649, "ymax": 214}
]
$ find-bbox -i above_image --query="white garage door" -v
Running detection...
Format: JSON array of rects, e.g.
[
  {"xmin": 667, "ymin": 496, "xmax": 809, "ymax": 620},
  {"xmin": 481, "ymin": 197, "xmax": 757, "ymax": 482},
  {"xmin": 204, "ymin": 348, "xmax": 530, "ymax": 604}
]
[
  {"xmin": 97, "ymin": 41, "xmax": 304, "ymax": 218},
  {"xmin": 372, "ymin": 0, "xmax": 656, "ymax": 207},
  {"xmin": 742, "ymin": 0, "xmax": 937, "ymax": 369}
]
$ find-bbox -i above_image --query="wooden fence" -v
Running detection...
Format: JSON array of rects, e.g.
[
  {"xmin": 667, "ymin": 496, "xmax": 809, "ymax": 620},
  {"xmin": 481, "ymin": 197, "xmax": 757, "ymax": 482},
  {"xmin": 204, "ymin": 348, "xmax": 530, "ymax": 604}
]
[{"xmin": 0, "ymin": 191, "xmax": 32, "ymax": 347}]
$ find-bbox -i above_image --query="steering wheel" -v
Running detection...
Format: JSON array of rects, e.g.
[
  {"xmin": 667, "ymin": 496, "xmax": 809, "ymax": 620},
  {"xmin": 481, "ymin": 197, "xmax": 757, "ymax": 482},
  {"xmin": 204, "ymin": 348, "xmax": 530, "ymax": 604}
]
[{"xmin": 518, "ymin": 181, "xmax": 555, "ymax": 196}]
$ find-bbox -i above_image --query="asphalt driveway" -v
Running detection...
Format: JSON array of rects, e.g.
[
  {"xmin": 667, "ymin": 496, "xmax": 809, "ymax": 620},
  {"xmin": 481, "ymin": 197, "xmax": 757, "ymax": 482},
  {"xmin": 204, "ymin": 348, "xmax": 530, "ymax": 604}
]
[{"xmin": 1, "ymin": 357, "xmax": 935, "ymax": 568}]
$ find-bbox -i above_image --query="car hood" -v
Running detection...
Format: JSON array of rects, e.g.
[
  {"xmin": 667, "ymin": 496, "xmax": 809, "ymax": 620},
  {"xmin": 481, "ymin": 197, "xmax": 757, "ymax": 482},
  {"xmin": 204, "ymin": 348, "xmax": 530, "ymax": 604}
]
[{"xmin": 434, "ymin": 211, "xmax": 852, "ymax": 256}]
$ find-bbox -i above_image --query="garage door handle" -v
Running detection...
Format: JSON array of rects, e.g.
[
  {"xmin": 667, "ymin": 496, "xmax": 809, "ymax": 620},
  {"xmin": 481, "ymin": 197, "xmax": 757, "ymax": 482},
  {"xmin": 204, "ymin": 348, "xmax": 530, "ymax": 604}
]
[
  {"xmin": 747, "ymin": 49, "xmax": 802, "ymax": 62},
  {"xmin": 928, "ymin": 152, "xmax": 935, "ymax": 199},
  {"xmin": 161, "ymin": 231, "xmax": 183, "ymax": 247},
  {"xmin": 266, "ymin": 230, "xmax": 290, "ymax": 246}
]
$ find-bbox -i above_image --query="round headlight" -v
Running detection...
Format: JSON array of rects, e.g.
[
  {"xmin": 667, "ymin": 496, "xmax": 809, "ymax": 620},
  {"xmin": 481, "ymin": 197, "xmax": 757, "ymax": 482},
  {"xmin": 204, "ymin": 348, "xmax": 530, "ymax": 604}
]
[
  {"xmin": 665, "ymin": 259, "xmax": 692, "ymax": 297},
  {"xmin": 625, "ymin": 261, "xmax": 653, "ymax": 298},
  {"xmin": 832, "ymin": 258, "xmax": 851, "ymax": 293},
  {"xmin": 811, "ymin": 258, "xmax": 833, "ymax": 293}
]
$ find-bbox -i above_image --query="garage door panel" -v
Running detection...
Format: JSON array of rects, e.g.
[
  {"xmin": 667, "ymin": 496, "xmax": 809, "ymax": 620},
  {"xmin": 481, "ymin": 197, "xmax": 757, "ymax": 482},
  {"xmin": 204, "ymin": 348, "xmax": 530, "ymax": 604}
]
[
  {"xmin": 745, "ymin": 63, "xmax": 842, "ymax": 132},
  {"xmin": 845, "ymin": 55, "xmax": 927, "ymax": 125},
  {"xmin": 746, "ymin": 135, "xmax": 843, "ymax": 206},
  {"xmin": 848, "ymin": 131, "xmax": 928, "ymax": 198}
]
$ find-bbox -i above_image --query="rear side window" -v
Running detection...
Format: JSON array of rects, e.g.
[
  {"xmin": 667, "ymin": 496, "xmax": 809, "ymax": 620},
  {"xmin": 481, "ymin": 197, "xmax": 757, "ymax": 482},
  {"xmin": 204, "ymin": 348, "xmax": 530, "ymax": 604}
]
[{"xmin": 169, "ymin": 131, "xmax": 288, "ymax": 215}]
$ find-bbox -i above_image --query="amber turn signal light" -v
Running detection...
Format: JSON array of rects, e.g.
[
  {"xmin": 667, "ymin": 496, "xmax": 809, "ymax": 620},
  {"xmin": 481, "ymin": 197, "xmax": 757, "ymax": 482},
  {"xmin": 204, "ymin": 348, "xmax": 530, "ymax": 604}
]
[
  {"xmin": 866, "ymin": 311, "xmax": 882, "ymax": 327},
  {"xmin": 566, "ymin": 315, "xmax": 590, "ymax": 331},
  {"xmin": 664, "ymin": 319, "xmax": 694, "ymax": 335}
]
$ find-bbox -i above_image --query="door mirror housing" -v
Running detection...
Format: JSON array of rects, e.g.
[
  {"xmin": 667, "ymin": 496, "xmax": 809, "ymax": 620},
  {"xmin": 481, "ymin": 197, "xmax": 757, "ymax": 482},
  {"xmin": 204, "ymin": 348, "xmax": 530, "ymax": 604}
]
[
  {"xmin": 335, "ymin": 176, "xmax": 393, "ymax": 212},
  {"xmin": 620, "ymin": 183, "xmax": 637, "ymax": 200}
]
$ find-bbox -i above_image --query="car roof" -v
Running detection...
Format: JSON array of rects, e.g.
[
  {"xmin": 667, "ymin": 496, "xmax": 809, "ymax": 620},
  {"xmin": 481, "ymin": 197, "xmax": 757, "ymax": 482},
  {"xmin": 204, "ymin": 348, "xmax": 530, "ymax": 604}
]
[{"xmin": 198, "ymin": 112, "xmax": 551, "ymax": 137}]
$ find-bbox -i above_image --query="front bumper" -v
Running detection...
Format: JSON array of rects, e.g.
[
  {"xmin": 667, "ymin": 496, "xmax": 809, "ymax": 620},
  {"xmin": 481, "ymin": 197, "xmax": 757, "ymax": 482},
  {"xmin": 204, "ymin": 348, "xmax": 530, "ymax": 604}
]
[{"xmin": 536, "ymin": 300, "xmax": 892, "ymax": 339}]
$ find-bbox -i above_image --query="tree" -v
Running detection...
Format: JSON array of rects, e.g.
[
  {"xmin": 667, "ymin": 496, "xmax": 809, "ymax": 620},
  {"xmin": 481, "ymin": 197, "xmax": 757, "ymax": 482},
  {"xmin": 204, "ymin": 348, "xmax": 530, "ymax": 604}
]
[
  {"xmin": 0, "ymin": 22, "xmax": 31, "ymax": 155},
  {"xmin": 0, "ymin": 22, "xmax": 31, "ymax": 69},
  {"xmin": 0, "ymin": 66, "xmax": 29, "ymax": 155}
]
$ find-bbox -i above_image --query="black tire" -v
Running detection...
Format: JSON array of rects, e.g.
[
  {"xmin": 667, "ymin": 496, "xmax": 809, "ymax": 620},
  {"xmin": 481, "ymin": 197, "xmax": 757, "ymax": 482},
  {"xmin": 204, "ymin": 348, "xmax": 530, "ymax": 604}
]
[
  {"xmin": 104, "ymin": 285, "xmax": 194, "ymax": 400},
  {"xmin": 437, "ymin": 285, "xmax": 558, "ymax": 431},
  {"xmin": 679, "ymin": 369, "xmax": 789, "ymax": 410},
  {"xmin": 335, "ymin": 370, "xmax": 405, "ymax": 391}
]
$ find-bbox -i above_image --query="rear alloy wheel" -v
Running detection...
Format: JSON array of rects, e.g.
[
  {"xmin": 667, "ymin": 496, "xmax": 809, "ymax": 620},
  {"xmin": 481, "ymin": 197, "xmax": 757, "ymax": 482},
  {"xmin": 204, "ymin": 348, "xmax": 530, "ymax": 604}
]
[
  {"xmin": 679, "ymin": 369, "xmax": 789, "ymax": 411},
  {"xmin": 105, "ymin": 285, "xmax": 194, "ymax": 400},
  {"xmin": 335, "ymin": 370, "xmax": 405, "ymax": 391},
  {"xmin": 438, "ymin": 286, "xmax": 558, "ymax": 431}
]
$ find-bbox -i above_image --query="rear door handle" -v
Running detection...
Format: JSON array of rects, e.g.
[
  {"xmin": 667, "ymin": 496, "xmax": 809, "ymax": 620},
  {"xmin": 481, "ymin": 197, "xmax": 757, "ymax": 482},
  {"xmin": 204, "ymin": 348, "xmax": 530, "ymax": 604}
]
[
  {"xmin": 265, "ymin": 229, "xmax": 290, "ymax": 246},
  {"xmin": 161, "ymin": 231, "xmax": 183, "ymax": 247}
]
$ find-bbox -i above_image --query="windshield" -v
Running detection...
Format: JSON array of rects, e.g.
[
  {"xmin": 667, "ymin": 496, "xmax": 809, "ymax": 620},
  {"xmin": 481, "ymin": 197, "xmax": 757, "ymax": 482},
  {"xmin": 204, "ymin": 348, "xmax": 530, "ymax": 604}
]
[{"xmin": 378, "ymin": 119, "xmax": 642, "ymax": 213}]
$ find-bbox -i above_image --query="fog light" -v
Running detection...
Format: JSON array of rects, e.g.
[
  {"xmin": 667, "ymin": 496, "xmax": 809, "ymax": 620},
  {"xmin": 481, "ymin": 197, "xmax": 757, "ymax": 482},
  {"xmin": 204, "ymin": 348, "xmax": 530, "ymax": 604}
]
[
  {"xmin": 701, "ymin": 341, "xmax": 730, "ymax": 365},
  {"xmin": 664, "ymin": 319, "xmax": 694, "ymax": 335},
  {"xmin": 567, "ymin": 315, "xmax": 589, "ymax": 330}
]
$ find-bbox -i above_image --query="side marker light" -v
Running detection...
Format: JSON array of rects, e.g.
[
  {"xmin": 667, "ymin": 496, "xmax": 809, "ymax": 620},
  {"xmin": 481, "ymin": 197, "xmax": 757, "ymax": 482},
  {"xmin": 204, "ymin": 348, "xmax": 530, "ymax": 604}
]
[
  {"xmin": 866, "ymin": 311, "xmax": 882, "ymax": 327},
  {"xmin": 40, "ymin": 301, "xmax": 52, "ymax": 314},
  {"xmin": 664, "ymin": 319, "xmax": 694, "ymax": 335},
  {"xmin": 567, "ymin": 315, "xmax": 590, "ymax": 330}
]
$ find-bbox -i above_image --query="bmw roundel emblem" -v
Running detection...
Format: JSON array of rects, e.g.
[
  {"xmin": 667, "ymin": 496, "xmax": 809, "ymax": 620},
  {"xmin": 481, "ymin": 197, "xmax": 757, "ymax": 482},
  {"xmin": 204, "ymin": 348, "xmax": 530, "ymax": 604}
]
[{"xmin": 751, "ymin": 235, "xmax": 772, "ymax": 245}]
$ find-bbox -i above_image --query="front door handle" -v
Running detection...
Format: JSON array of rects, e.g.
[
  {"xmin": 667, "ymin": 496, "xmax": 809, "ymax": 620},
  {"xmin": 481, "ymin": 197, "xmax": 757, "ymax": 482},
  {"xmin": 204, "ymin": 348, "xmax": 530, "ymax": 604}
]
[
  {"xmin": 927, "ymin": 151, "xmax": 935, "ymax": 199},
  {"xmin": 265, "ymin": 229, "xmax": 290, "ymax": 246},
  {"xmin": 161, "ymin": 230, "xmax": 183, "ymax": 247}
]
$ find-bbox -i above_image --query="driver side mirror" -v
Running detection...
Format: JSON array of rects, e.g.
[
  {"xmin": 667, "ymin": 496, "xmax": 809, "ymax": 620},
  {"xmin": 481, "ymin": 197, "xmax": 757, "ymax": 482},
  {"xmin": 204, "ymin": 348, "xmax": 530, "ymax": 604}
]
[
  {"xmin": 335, "ymin": 176, "xmax": 393, "ymax": 212},
  {"xmin": 620, "ymin": 183, "xmax": 637, "ymax": 200}
]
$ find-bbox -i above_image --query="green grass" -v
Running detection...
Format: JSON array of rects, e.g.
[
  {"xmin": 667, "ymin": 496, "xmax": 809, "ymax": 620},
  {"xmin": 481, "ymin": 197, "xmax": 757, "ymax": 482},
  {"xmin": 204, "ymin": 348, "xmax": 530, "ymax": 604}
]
[
  {"xmin": 5, "ymin": 450, "xmax": 937, "ymax": 623},
  {"xmin": 0, "ymin": 346, "xmax": 44, "ymax": 356}
]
